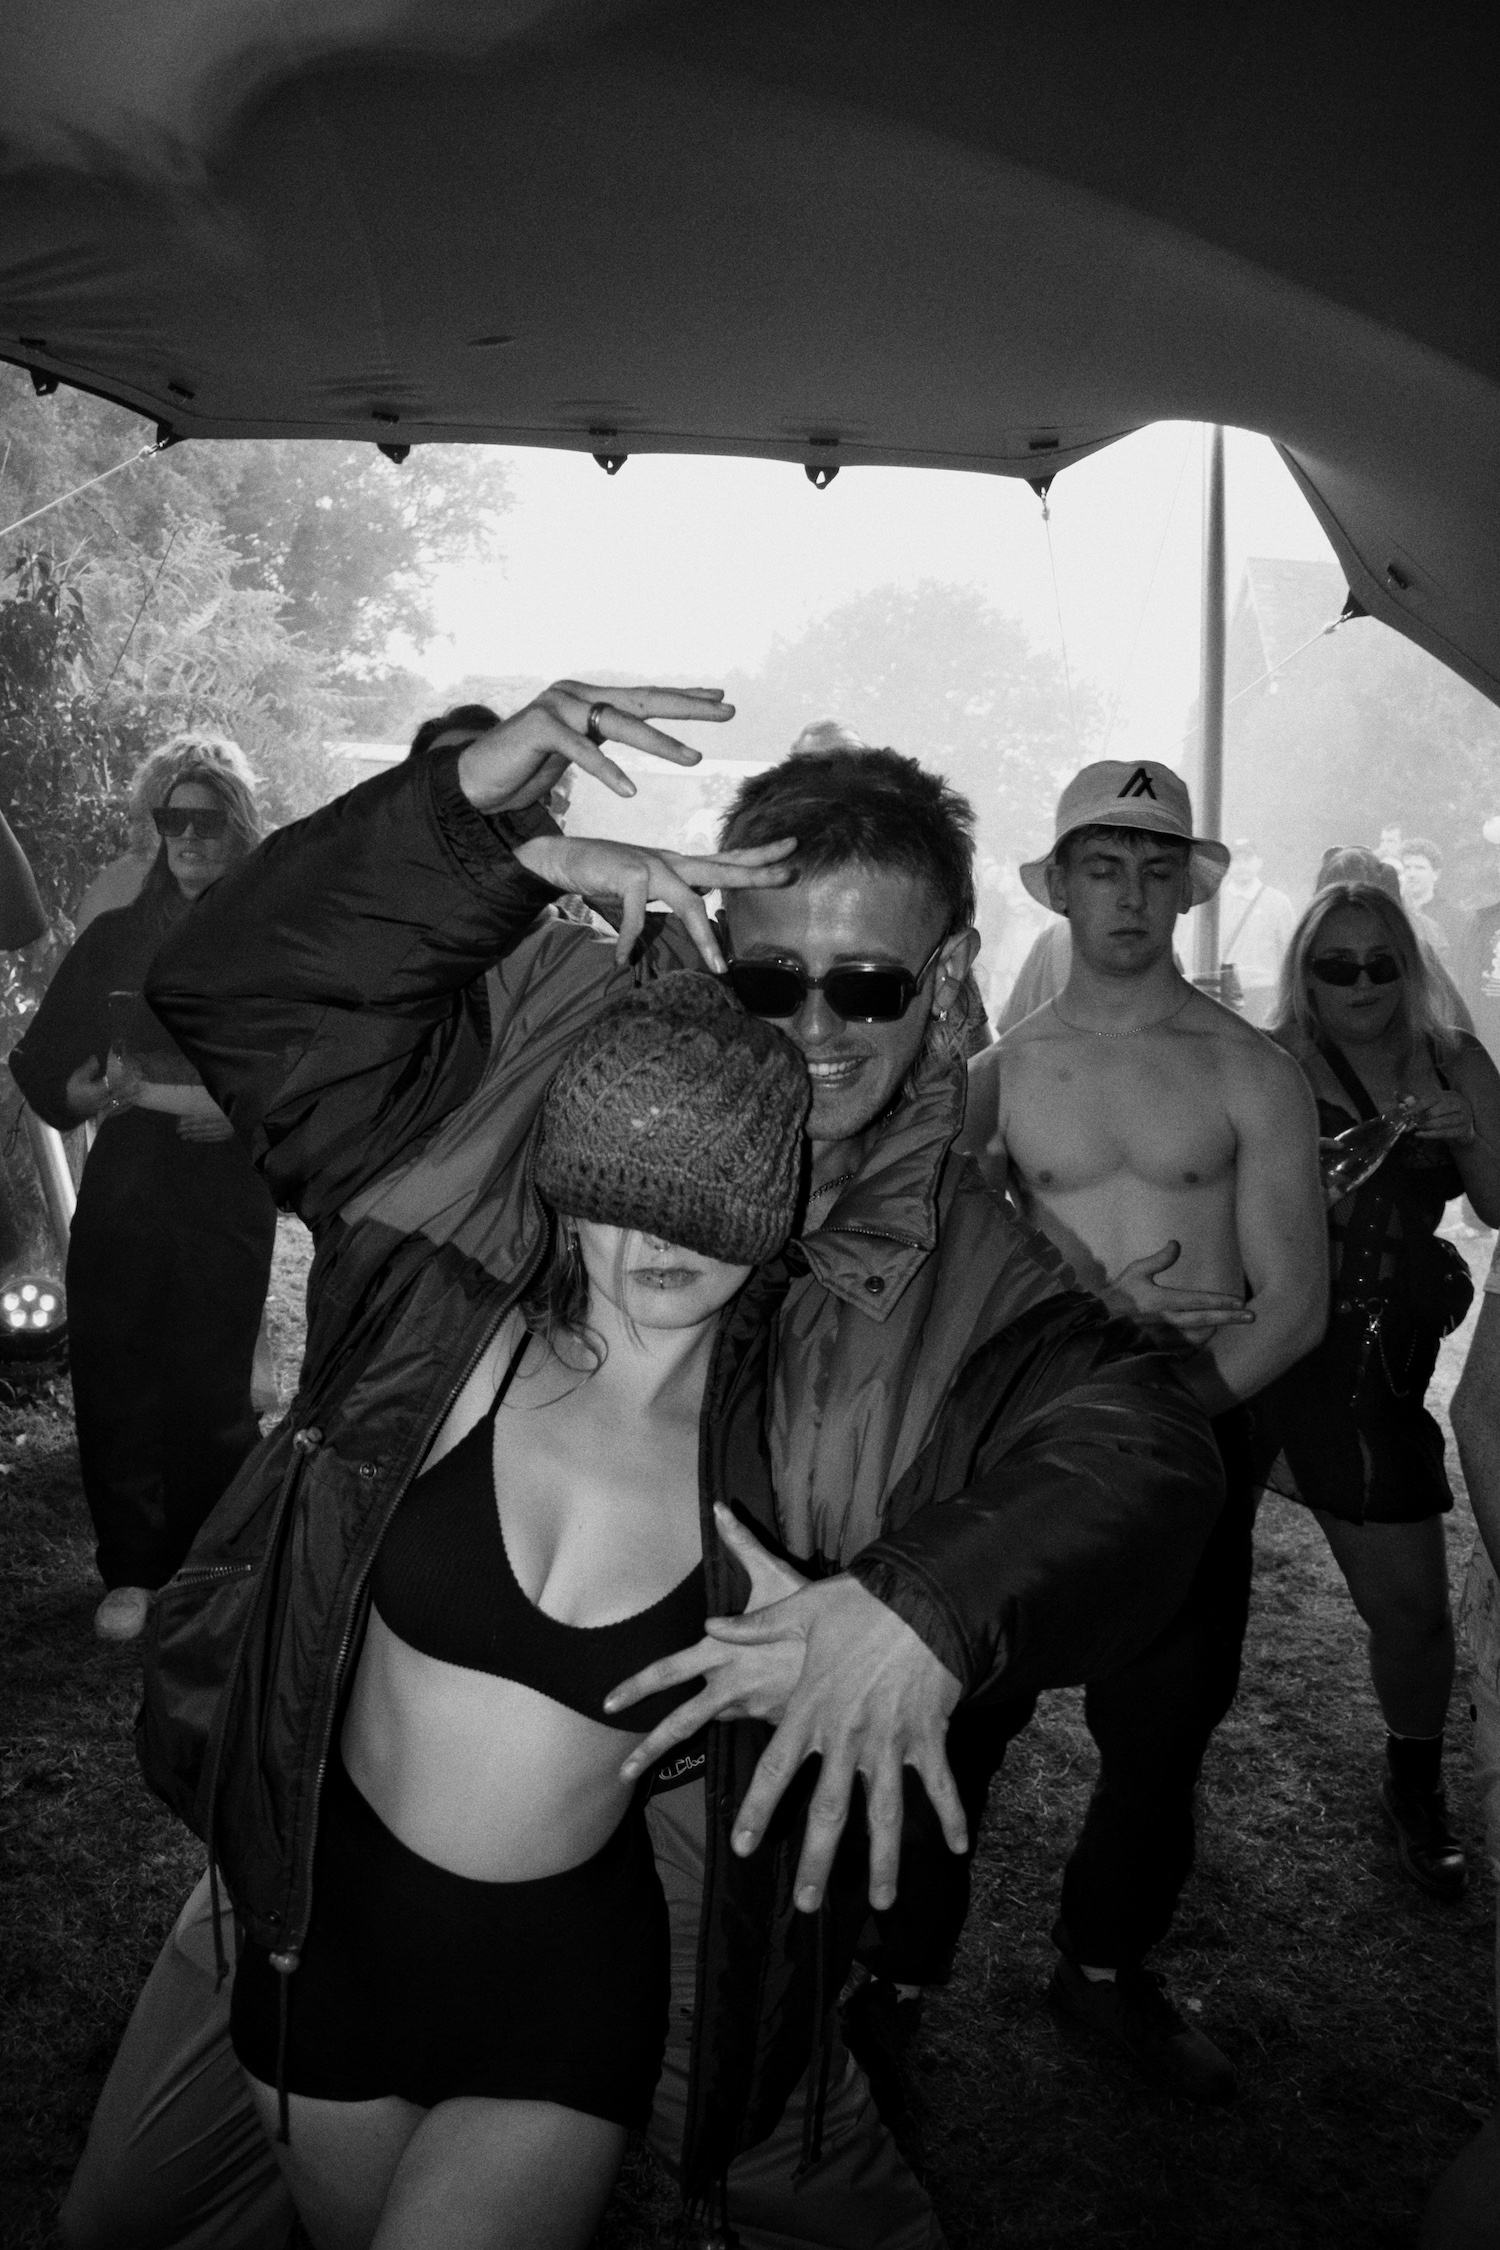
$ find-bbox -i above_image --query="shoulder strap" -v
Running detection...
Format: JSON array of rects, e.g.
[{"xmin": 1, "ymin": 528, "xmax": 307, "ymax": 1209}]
[
  {"xmin": 486, "ymin": 1327, "xmax": 532, "ymax": 1419},
  {"xmin": 1317, "ymin": 1040, "xmax": 1379, "ymax": 1121}
]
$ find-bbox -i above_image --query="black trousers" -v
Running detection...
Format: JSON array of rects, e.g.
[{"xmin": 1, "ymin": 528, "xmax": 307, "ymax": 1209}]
[
  {"xmin": 857, "ymin": 1412, "xmax": 1256, "ymax": 1989},
  {"xmin": 1055, "ymin": 1410, "xmax": 1258, "ymax": 1970},
  {"xmin": 66, "ymin": 1113, "xmax": 277, "ymax": 1591}
]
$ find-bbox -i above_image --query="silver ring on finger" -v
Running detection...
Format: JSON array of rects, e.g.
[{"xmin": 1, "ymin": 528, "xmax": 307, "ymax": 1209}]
[{"xmin": 585, "ymin": 702, "xmax": 609, "ymax": 746}]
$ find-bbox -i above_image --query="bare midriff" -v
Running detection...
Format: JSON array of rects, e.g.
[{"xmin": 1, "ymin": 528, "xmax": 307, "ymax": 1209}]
[
  {"xmin": 337, "ymin": 1322, "xmax": 700, "ymax": 1884},
  {"xmin": 341, "ymin": 1613, "xmax": 645, "ymax": 1882}
]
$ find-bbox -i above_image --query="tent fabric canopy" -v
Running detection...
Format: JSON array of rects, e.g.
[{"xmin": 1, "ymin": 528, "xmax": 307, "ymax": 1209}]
[{"xmin": 3, "ymin": 1, "xmax": 1498, "ymax": 698}]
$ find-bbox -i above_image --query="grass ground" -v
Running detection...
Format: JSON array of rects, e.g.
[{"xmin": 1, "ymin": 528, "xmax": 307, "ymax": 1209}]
[{"xmin": 2, "ymin": 1219, "xmax": 1494, "ymax": 2248}]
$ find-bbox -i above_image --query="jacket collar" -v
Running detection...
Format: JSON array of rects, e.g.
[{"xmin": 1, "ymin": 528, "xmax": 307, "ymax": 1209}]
[{"xmin": 794, "ymin": 1046, "xmax": 967, "ymax": 1322}]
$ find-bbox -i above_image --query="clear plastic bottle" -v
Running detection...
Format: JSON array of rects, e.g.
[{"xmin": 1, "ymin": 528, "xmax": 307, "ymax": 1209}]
[{"xmin": 1318, "ymin": 1099, "xmax": 1419, "ymax": 1208}]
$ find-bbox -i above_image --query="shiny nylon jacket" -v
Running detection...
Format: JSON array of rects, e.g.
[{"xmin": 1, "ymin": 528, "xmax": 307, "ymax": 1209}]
[{"xmin": 138, "ymin": 748, "xmax": 1225, "ymax": 2191}]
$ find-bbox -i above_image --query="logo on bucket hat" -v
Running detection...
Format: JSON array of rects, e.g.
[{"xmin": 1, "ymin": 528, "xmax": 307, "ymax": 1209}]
[{"xmin": 1019, "ymin": 761, "xmax": 1230, "ymax": 911}]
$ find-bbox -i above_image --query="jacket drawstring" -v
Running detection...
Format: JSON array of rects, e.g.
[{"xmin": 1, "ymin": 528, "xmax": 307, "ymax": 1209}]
[
  {"xmin": 794, "ymin": 1906, "xmax": 832, "ymax": 2184},
  {"xmin": 270, "ymin": 1950, "xmax": 300, "ymax": 2143},
  {"xmin": 206, "ymin": 1853, "xmax": 228, "ymax": 1990}
]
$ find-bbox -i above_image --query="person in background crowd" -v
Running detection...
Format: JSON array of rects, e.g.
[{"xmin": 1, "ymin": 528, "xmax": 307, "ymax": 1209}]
[
  {"xmin": 1218, "ymin": 837, "xmax": 1296, "ymax": 1027},
  {"xmin": 0, "ymin": 807, "xmax": 48, "ymax": 949},
  {"xmin": 1318, "ymin": 849, "xmax": 1474, "ymax": 1037},
  {"xmin": 961, "ymin": 760, "xmax": 1325, "ymax": 2103},
  {"xmin": 1376, "ymin": 823, "xmax": 1405, "ymax": 872},
  {"xmin": 74, "ymin": 735, "xmax": 260, "ymax": 935},
  {"xmin": 790, "ymin": 717, "xmax": 869, "ymax": 755},
  {"xmin": 1420, "ymin": 1246, "xmax": 1500, "ymax": 2250},
  {"xmin": 70, "ymin": 737, "xmax": 282, "ymax": 1416},
  {"xmin": 9, "ymin": 751, "xmax": 277, "ymax": 1643},
  {"xmin": 1401, "ymin": 837, "xmax": 1454, "ymax": 955},
  {"xmin": 1456, "ymin": 815, "xmax": 1500, "ymax": 1074},
  {"xmin": 975, "ymin": 858, "xmax": 1055, "ymax": 1030},
  {"xmin": 1261, "ymin": 882, "xmax": 1500, "ymax": 1898},
  {"xmin": 991, "ymin": 916, "xmax": 1071, "ymax": 1035}
]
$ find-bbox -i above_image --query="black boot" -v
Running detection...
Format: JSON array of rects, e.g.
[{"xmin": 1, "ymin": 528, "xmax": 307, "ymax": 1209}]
[
  {"xmin": 1382, "ymin": 1733, "xmax": 1468, "ymax": 1901},
  {"xmin": 1048, "ymin": 1957, "xmax": 1237, "ymax": 2104}
]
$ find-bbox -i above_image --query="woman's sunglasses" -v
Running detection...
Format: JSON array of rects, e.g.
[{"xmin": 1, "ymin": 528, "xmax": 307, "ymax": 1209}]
[
  {"xmin": 723, "ymin": 935, "xmax": 947, "ymax": 1023},
  {"xmin": 1308, "ymin": 953, "xmax": 1402, "ymax": 988},
  {"xmin": 153, "ymin": 805, "xmax": 228, "ymax": 841}
]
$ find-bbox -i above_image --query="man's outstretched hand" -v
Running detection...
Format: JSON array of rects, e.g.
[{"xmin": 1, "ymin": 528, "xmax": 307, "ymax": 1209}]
[
  {"xmin": 1105, "ymin": 1239, "xmax": 1255, "ymax": 1344},
  {"xmin": 606, "ymin": 1507, "xmax": 968, "ymax": 1913}
]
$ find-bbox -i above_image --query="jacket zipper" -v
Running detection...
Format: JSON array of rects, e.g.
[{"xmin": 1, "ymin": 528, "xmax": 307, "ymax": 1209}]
[
  {"xmin": 681, "ymin": 1302, "xmax": 743, "ymax": 2191},
  {"xmin": 174, "ymin": 1560, "xmax": 255, "ymax": 1585},
  {"xmin": 284, "ymin": 1284, "xmax": 525, "ymax": 1966}
]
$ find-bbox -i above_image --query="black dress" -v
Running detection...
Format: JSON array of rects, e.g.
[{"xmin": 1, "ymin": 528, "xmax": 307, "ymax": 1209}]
[
  {"xmin": 1262, "ymin": 1043, "xmax": 1466, "ymax": 1526},
  {"xmin": 9, "ymin": 887, "xmax": 277, "ymax": 1589}
]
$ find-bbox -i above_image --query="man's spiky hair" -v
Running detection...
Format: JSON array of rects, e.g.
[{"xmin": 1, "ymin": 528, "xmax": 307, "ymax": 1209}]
[{"xmin": 719, "ymin": 744, "xmax": 976, "ymax": 930}]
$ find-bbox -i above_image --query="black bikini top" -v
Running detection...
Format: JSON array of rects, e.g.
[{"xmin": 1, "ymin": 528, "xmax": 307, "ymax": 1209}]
[{"xmin": 370, "ymin": 1335, "xmax": 707, "ymax": 1733}]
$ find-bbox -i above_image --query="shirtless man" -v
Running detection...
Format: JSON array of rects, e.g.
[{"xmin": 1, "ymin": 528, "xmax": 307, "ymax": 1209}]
[{"xmin": 960, "ymin": 759, "xmax": 1327, "ymax": 2103}]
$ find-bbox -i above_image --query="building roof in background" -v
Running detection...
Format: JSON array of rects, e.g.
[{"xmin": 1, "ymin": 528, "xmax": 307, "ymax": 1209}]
[{"xmin": 1228, "ymin": 559, "xmax": 1347, "ymax": 696}]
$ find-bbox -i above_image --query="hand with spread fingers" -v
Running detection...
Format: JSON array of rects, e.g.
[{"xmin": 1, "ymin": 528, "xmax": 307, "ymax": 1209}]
[
  {"xmin": 608, "ymin": 1506, "xmax": 811, "ymax": 1775},
  {"xmin": 515, "ymin": 833, "xmax": 795, "ymax": 974},
  {"xmin": 457, "ymin": 679, "xmax": 732, "ymax": 815},
  {"xmin": 456, "ymin": 680, "xmax": 795, "ymax": 972},
  {"xmin": 608, "ymin": 1506, "xmax": 967, "ymax": 1915}
]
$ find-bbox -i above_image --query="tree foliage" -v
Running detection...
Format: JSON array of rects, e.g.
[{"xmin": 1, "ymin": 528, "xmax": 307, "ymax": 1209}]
[
  {"xmin": 722, "ymin": 580, "xmax": 1101, "ymax": 867},
  {"xmin": 1223, "ymin": 616, "xmax": 1500, "ymax": 910},
  {"xmin": 0, "ymin": 365, "xmax": 513, "ymax": 1010}
]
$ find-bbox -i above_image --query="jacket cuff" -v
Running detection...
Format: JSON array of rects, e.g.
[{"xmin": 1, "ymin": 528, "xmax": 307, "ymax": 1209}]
[
  {"xmin": 427, "ymin": 744, "xmax": 563, "ymax": 898},
  {"xmin": 846, "ymin": 1548, "xmax": 979, "ymax": 1694}
]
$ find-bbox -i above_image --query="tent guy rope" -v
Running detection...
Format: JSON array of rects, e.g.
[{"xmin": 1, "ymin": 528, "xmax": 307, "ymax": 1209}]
[{"xmin": 0, "ymin": 442, "xmax": 159, "ymax": 544}]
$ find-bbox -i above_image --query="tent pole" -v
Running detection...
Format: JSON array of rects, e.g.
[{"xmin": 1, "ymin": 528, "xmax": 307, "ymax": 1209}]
[{"xmin": 1195, "ymin": 423, "xmax": 1226, "ymax": 981}]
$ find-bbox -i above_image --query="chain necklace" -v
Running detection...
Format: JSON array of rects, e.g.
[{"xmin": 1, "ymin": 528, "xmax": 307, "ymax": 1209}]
[{"xmin": 1049, "ymin": 988, "xmax": 1194, "ymax": 1041}]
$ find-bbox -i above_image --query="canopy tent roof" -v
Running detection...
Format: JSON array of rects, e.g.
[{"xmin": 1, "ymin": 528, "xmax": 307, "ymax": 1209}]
[{"xmin": 3, "ymin": 2, "xmax": 1498, "ymax": 698}]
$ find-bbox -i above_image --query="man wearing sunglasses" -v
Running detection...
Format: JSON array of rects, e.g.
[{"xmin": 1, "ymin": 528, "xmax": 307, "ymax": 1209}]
[
  {"xmin": 961, "ymin": 759, "xmax": 1327, "ymax": 2106},
  {"xmin": 85, "ymin": 693, "xmax": 1225, "ymax": 2250}
]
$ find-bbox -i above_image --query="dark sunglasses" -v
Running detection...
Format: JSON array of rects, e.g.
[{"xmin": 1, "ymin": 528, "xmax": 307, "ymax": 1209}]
[
  {"xmin": 723, "ymin": 935, "xmax": 947, "ymax": 1024},
  {"xmin": 1308, "ymin": 953, "xmax": 1402, "ymax": 988},
  {"xmin": 153, "ymin": 804, "xmax": 228, "ymax": 841}
]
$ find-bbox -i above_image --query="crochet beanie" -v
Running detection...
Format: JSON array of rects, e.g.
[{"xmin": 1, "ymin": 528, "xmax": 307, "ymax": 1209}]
[{"xmin": 534, "ymin": 974, "xmax": 809, "ymax": 1265}]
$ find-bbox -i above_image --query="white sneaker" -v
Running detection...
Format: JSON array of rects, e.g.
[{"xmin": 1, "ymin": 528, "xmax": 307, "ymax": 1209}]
[{"xmin": 94, "ymin": 1586, "xmax": 152, "ymax": 1642}]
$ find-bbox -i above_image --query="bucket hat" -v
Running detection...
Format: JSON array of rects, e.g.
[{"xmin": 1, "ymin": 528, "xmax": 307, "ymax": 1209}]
[{"xmin": 1020, "ymin": 761, "xmax": 1230, "ymax": 909}]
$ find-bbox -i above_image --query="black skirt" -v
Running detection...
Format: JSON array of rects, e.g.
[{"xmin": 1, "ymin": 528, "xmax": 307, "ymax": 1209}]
[{"xmin": 230, "ymin": 1751, "xmax": 669, "ymax": 2127}]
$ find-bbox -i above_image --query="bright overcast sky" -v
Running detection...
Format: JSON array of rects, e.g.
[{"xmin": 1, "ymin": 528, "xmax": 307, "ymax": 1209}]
[{"xmin": 426, "ymin": 421, "xmax": 1338, "ymax": 767}]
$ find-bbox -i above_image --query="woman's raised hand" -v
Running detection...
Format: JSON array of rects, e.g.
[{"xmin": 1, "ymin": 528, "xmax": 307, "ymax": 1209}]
[
  {"xmin": 457, "ymin": 680, "xmax": 733, "ymax": 814},
  {"xmin": 457, "ymin": 680, "xmax": 795, "ymax": 972},
  {"xmin": 516, "ymin": 835, "xmax": 794, "ymax": 973}
]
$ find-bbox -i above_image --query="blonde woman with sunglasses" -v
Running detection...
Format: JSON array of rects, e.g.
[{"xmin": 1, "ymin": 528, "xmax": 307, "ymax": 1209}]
[
  {"xmin": 9, "ymin": 758, "xmax": 275, "ymax": 1644},
  {"xmin": 1263, "ymin": 880, "xmax": 1500, "ymax": 1900}
]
